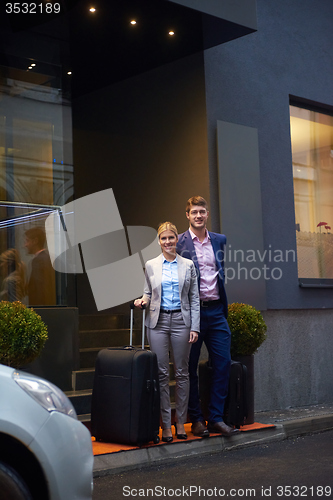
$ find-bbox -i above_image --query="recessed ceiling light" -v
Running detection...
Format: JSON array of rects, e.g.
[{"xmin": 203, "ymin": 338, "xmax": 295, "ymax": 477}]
[
  {"xmin": 67, "ymin": 71, "xmax": 72, "ymax": 75},
  {"xmin": 31, "ymin": 63, "xmax": 36, "ymax": 67},
  {"xmin": 169, "ymin": 31, "xmax": 175, "ymax": 36},
  {"xmin": 89, "ymin": 7, "xmax": 96, "ymax": 13},
  {"xmin": 130, "ymin": 20, "xmax": 137, "ymax": 25},
  {"xmin": 28, "ymin": 66, "xmax": 33, "ymax": 70}
]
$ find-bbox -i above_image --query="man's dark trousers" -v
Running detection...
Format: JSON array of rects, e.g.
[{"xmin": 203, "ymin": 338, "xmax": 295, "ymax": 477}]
[{"xmin": 188, "ymin": 301, "xmax": 231, "ymax": 424}]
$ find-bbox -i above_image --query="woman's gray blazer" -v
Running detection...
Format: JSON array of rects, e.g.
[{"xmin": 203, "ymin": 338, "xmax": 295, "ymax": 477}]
[{"xmin": 142, "ymin": 253, "xmax": 200, "ymax": 332}]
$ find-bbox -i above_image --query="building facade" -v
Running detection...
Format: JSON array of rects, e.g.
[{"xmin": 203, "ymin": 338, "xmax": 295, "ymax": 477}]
[{"xmin": 1, "ymin": 0, "xmax": 332, "ymax": 411}]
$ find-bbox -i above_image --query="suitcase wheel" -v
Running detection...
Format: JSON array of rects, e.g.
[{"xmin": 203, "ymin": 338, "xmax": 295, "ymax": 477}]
[{"xmin": 153, "ymin": 435, "xmax": 160, "ymax": 444}]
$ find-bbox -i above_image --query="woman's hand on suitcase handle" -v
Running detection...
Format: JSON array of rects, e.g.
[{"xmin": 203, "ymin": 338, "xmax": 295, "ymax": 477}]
[
  {"xmin": 189, "ymin": 331, "xmax": 198, "ymax": 343},
  {"xmin": 134, "ymin": 298, "xmax": 147, "ymax": 309}
]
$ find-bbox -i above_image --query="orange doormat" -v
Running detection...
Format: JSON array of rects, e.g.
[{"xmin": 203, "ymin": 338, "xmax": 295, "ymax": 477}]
[{"xmin": 91, "ymin": 422, "xmax": 275, "ymax": 456}]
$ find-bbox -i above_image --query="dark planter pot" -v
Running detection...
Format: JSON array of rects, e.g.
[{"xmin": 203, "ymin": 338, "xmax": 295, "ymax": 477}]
[
  {"xmin": 23, "ymin": 307, "xmax": 79, "ymax": 391},
  {"xmin": 233, "ymin": 354, "xmax": 255, "ymax": 425}
]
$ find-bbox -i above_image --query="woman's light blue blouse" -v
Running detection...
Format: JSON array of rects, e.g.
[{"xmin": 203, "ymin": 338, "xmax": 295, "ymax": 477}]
[{"xmin": 160, "ymin": 256, "xmax": 181, "ymax": 310}]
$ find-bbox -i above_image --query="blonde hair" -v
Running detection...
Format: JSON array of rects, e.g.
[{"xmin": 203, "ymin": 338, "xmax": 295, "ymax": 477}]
[
  {"xmin": 157, "ymin": 221, "xmax": 178, "ymax": 239},
  {"xmin": 0, "ymin": 248, "xmax": 21, "ymax": 270}
]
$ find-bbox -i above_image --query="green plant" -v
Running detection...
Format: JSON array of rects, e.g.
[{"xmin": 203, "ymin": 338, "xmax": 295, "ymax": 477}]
[
  {"xmin": 0, "ymin": 301, "xmax": 48, "ymax": 367},
  {"xmin": 228, "ymin": 302, "xmax": 267, "ymax": 357}
]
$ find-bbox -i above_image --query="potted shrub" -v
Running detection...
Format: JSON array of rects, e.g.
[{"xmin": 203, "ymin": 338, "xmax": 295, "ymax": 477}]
[
  {"xmin": 0, "ymin": 301, "xmax": 48, "ymax": 368},
  {"xmin": 228, "ymin": 302, "xmax": 267, "ymax": 424}
]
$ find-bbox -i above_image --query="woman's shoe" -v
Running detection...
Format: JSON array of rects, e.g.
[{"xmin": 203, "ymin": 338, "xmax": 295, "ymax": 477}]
[
  {"xmin": 162, "ymin": 429, "xmax": 173, "ymax": 443},
  {"xmin": 174, "ymin": 423, "xmax": 187, "ymax": 440},
  {"xmin": 162, "ymin": 435, "xmax": 173, "ymax": 443}
]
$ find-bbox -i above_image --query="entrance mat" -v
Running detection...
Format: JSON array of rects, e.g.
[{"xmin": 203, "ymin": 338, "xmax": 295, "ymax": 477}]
[{"xmin": 91, "ymin": 422, "xmax": 276, "ymax": 456}]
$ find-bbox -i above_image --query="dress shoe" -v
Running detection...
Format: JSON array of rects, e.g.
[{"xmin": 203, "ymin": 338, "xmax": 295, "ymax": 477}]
[
  {"xmin": 207, "ymin": 421, "xmax": 240, "ymax": 437},
  {"xmin": 174, "ymin": 423, "xmax": 187, "ymax": 440},
  {"xmin": 191, "ymin": 421, "xmax": 210, "ymax": 438}
]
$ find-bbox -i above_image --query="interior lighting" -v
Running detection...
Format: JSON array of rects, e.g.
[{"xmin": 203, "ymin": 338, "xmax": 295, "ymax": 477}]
[
  {"xmin": 31, "ymin": 63, "xmax": 36, "ymax": 67},
  {"xmin": 28, "ymin": 66, "xmax": 33, "ymax": 70},
  {"xmin": 89, "ymin": 7, "xmax": 96, "ymax": 13},
  {"xmin": 67, "ymin": 71, "xmax": 72, "ymax": 75},
  {"xmin": 130, "ymin": 20, "xmax": 137, "ymax": 25},
  {"xmin": 168, "ymin": 30, "xmax": 175, "ymax": 36}
]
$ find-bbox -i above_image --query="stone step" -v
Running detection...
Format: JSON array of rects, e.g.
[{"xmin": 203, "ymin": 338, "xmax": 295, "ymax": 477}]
[
  {"xmin": 79, "ymin": 345, "xmax": 151, "ymax": 369},
  {"xmin": 76, "ymin": 403, "xmax": 178, "ymax": 424},
  {"xmin": 79, "ymin": 314, "xmax": 128, "ymax": 331},
  {"xmin": 66, "ymin": 389, "xmax": 92, "ymax": 416},
  {"xmin": 72, "ymin": 362, "xmax": 175, "ymax": 391},
  {"xmin": 68, "ymin": 386, "xmax": 176, "ymax": 418},
  {"xmin": 79, "ymin": 328, "xmax": 146, "ymax": 349},
  {"xmin": 68, "ymin": 380, "xmax": 176, "ymax": 417},
  {"xmin": 72, "ymin": 368, "xmax": 95, "ymax": 391}
]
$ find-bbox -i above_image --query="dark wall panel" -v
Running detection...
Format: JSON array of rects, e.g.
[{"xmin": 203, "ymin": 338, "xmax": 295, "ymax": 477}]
[
  {"xmin": 217, "ymin": 120, "xmax": 266, "ymax": 309},
  {"xmin": 205, "ymin": 0, "xmax": 333, "ymax": 309},
  {"xmin": 72, "ymin": 52, "xmax": 210, "ymax": 313}
]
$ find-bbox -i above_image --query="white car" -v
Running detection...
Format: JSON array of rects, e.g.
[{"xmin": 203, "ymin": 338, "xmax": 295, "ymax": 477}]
[{"xmin": 0, "ymin": 363, "xmax": 94, "ymax": 500}]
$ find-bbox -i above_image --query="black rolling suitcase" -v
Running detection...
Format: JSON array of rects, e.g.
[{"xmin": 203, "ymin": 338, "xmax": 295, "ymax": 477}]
[
  {"xmin": 91, "ymin": 305, "xmax": 160, "ymax": 445},
  {"xmin": 199, "ymin": 359, "xmax": 248, "ymax": 428},
  {"xmin": 223, "ymin": 360, "xmax": 248, "ymax": 428}
]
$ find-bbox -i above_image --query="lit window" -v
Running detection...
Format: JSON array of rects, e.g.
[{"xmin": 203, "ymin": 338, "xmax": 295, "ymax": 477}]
[{"xmin": 290, "ymin": 103, "xmax": 333, "ymax": 280}]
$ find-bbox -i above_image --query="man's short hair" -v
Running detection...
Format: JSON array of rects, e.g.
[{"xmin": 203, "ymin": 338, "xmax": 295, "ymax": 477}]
[
  {"xmin": 186, "ymin": 196, "xmax": 209, "ymax": 213},
  {"xmin": 25, "ymin": 227, "xmax": 46, "ymax": 247}
]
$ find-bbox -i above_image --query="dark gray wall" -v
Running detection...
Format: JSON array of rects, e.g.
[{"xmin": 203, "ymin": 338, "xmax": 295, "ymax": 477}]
[
  {"xmin": 204, "ymin": 0, "xmax": 333, "ymax": 310},
  {"xmin": 73, "ymin": 52, "xmax": 210, "ymax": 314},
  {"xmin": 256, "ymin": 309, "xmax": 333, "ymax": 410}
]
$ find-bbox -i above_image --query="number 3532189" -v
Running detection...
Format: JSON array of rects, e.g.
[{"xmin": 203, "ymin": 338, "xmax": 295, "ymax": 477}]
[{"xmin": 6, "ymin": 3, "xmax": 61, "ymax": 14}]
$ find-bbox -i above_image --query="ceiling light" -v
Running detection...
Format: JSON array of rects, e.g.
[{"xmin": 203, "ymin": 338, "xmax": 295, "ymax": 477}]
[
  {"xmin": 130, "ymin": 20, "xmax": 137, "ymax": 25},
  {"xmin": 169, "ymin": 31, "xmax": 175, "ymax": 36},
  {"xmin": 31, "ymin": 63, "xmax": 36, "ymax": 67},
  {"xmin": 28, "ymin": 66, "xmax": 33, "ymax": 70},
  {"xmin": 67, "ymin": 71, "xmax": 72, "ymax": 75},
  {"xmin": 89, "ymin": 7, "xmax": 96, "ymax": 13}
]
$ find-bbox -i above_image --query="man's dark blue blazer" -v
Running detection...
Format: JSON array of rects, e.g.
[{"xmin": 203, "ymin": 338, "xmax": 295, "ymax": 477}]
[{"xmin": 176, "ymin": 229, "xmax": 228, "ymax": 318}]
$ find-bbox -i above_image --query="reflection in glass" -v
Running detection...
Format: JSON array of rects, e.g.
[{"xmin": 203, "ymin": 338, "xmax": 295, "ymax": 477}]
[
  {"xmin": 0, "ymin": 248, "xmax": 26, "ymax": 302},
  {"xmin": 0, "ymin": 56, "xmax": 74, "ymax": 305},
  {"xmin": 0, "ymin": 203, "xmax": 66, "ymax": 306},
  {"xmin": 290, "ymin": 105, "xmax": 333, "ymax": 278}
]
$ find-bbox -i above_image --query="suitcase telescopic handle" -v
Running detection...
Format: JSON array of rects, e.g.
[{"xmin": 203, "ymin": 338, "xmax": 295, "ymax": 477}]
[
  {"xmin": 130, "ymin": 302, "xmax": 135, "ymax": 346},
  {"xmin": 130, "ymin": 301, "xmax": 146, "ymax": 349},
  {"xmin": 141, "ymin": 304, "xmax": 146, "ymax": 349}
]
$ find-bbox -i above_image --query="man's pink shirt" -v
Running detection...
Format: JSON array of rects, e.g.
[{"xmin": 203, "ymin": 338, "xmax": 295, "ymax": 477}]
[{"xmin": 189, "ymin": 228, "xmax": 220, "ymax": 301}]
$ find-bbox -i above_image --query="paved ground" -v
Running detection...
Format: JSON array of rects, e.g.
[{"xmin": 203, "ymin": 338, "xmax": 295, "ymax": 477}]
[{"xmin": 93, "ymin": 429, "xmax": 333, "ymax": 499}]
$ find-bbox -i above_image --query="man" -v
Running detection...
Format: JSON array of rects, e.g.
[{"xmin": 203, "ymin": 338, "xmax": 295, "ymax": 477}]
[
  {"xmin": 24, "ymin": 227, "xmax": 56, "ymax": 306},
  {"xmin": 176, "ymin": 196, "xmax": 238, "ymax": 437}
]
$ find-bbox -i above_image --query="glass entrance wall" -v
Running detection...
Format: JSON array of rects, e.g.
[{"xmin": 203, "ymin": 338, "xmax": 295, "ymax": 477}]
[
  {"xmin": 0, "ymin": 202, "xmax": 70, "ymax": 306},
  {"xmin": 290, "ymin": 104, "xmax": 333, "ymax": 280},
  {"xmin": 0, "ymin": 55, "xmax": 74, "ymax": 305}
]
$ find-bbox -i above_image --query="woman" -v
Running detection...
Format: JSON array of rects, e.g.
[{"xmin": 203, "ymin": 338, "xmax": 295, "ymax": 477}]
[
  {"xmin": 0, "ymin": 248, "xmax": 26, "ymax": 302},
  {"xmin": 135, "ymin": 222, "xmax": 200, "ymax": 442}
]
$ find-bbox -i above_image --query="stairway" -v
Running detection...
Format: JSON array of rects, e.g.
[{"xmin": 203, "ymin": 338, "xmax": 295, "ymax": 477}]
[
  {"xmin": 66, "ymin": 312, "xmax": 175, "ymax": 422},
  {"xmin": 66, "ymin": 313, "xmax": 131, "ymax": 420}
]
